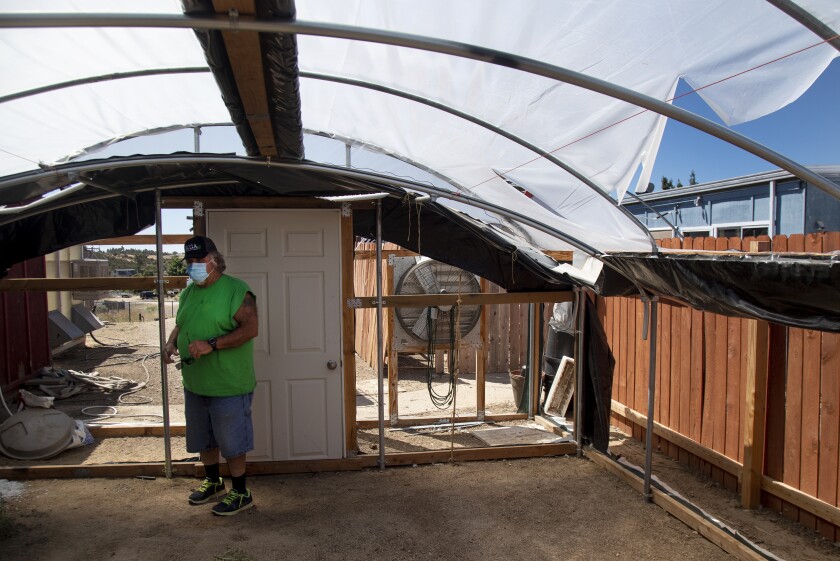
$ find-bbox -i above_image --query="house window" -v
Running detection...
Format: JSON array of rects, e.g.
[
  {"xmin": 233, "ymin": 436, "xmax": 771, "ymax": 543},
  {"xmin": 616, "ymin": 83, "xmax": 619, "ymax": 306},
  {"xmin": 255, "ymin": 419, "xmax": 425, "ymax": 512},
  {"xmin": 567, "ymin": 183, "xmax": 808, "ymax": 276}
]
[
  {"xmin": 714, "ymin": 224, "xmax": 769, "ymax": 238},
  {"xmin": 742, "ymin": 226, "xmax": 769, "ymax": 238}
]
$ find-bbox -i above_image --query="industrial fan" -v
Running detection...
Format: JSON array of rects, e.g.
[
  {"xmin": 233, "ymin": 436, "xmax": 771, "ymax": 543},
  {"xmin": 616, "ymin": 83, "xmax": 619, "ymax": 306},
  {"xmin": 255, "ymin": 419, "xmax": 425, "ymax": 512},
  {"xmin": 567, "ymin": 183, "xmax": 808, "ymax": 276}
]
[
  {"xmin": 393, "ymin": 258, "xmax": 482, "ymax": 347},
  {"xmin": 391, "ymin": 257, "xmax": 482, "ymax": 409}
]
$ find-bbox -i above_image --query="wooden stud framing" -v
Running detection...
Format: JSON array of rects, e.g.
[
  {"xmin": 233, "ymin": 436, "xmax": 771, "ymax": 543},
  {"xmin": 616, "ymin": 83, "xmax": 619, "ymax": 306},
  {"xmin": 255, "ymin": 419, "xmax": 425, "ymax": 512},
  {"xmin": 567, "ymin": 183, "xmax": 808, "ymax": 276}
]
[
  {"xmin": 0, "ymin": 277, "xmax": 188, "ymax": 292},
  {"xmin": 530, "ymin": 303, "xmax": 541, "ymax": 415},
  {"xmin": 386, "ymin": 259, "xmax": 399, "ymax": 424},
  {"xmin": 341, "ymin": 206, "xmax": 358, "ymax": 454},
  {"xmin": 352, "ymin": 291, "xmax": 574, "ymax": 308},
  {"xmin": 0, "ymin": 443, "xmax": 575, "ymax": 481},
  {"xmin": 477, "ymin": 278, "xmax": 488, "ymax": 418}
]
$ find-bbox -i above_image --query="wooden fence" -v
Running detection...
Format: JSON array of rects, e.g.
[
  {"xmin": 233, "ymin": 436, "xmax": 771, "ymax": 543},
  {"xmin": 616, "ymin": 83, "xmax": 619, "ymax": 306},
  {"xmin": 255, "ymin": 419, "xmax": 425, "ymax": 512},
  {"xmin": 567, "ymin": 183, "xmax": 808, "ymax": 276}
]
[
  {"xmin": 353, "ymin": 243, "xmax": 547, "ymax": 375},
  {"xmin": 605, "ymin": 232, "xmax": 840, "ymax": 541}
]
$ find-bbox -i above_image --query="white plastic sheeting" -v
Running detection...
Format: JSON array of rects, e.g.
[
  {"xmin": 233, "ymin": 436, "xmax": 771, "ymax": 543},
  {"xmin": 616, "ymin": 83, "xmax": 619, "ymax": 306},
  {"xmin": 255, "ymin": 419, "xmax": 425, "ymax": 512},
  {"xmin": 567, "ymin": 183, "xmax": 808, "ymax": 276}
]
[{"xmin": 0, "ymin": 0, "xmax": 838, "ymax": 254}]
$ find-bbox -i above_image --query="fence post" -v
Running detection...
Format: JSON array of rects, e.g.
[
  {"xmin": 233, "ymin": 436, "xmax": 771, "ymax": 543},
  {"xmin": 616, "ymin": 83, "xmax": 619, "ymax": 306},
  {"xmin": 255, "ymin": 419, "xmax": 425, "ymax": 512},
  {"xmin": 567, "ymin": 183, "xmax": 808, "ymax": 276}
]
[
  {"xmin": 742, "ymin": 317, "xmax": 770, "ymax": 509},
  {"xmin": 742, "ymin": 239, "xmax": 772, "ymax": 509}
]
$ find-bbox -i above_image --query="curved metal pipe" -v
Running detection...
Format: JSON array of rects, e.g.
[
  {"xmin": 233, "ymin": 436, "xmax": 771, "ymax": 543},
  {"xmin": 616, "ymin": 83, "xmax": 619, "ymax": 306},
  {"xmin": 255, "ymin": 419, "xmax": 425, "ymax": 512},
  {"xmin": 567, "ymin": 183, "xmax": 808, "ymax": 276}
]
[
  {"xmin": 300, "ymin": 71, "xmax": 658, "ymax": 252},
  {"xmin": 1, "ymin": 13, "xmax": 838, "ymax": 201},
  {"xmin": 0, "ymin": 154, "xmax": 653, "ymax": 296},
  {"xmin": 0, "ymin": 67, "xmax": 210, "ymax": 105}
]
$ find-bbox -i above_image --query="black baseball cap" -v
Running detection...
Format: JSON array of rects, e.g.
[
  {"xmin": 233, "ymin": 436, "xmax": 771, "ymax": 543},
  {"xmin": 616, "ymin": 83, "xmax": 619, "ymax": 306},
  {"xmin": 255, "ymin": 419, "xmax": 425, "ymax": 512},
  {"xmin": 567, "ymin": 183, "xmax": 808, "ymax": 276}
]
[{"xmin": 184, "ymin": 236, "xmax": 217, "ymax": 260}]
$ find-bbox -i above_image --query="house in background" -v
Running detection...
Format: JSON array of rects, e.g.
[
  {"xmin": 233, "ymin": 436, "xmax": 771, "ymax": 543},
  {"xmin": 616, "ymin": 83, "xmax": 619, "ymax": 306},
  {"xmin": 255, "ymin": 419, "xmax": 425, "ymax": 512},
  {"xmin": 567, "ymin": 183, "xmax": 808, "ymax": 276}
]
[{"xmin": 622, "ymin": 166, "xmax": 840, "ymax": 239}]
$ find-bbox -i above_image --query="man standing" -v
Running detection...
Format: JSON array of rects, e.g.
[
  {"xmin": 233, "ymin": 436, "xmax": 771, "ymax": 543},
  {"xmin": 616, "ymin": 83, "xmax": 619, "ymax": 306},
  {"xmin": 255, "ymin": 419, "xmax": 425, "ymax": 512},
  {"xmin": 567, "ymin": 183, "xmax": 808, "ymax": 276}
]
[{"xmin": 164, "ymin": 236, "xmax": 259, "ymax": 516}]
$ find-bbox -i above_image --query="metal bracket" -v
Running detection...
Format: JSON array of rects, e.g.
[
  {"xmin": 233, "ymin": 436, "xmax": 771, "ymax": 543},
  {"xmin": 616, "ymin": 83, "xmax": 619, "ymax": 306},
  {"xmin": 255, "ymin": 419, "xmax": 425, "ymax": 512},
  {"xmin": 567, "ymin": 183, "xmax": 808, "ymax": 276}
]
[
  {"xmin": 346, "ymin": 298, "xmax": 362, "ymax": 309},
  {"xmin": 389, "ymin": 414, "xmax": 398, "ymax": 425},
  {"xmin": 387, "ymin": 254, "xmax": 396, "ymax": 266},
  {"xmin": 193, "ymin": 200, "xmax": 204, "ymax": 218},
  {"xmin": 341, "ymin": 203, "xmax": 352, "ymax": 217}
]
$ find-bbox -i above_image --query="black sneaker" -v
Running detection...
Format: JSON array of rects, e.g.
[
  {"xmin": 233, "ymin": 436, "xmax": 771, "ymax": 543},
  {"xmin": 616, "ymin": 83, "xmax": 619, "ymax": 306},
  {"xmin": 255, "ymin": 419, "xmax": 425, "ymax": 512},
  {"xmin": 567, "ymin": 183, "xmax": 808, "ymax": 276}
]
[
  {"xmin": 211, "ymin": 489, "xmax": 254, "ymax": 516},
  {"xmin": 188, "ymin": 477, "xmax": 225, "ymax": 505}
]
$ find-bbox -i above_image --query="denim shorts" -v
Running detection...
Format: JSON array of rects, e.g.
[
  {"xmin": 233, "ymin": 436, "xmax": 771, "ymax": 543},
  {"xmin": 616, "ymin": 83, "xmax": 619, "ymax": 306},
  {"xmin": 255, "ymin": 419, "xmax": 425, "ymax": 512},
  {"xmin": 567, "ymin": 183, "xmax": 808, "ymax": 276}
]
[{"xmin": 184, "ymin": 389, "xmax": 254, "ymax": 459}]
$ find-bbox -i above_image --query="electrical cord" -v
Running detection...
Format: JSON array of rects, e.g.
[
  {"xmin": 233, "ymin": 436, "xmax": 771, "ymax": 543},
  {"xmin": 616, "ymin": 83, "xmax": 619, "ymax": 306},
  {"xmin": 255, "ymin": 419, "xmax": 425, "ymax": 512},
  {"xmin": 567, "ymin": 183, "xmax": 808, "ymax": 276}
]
[
  {"xmin": 426, "ymin": 306, "xmax": 456, "ymax": 409},
  {"xmin": 81, "ymin": 353, "xmax": 164, "ymax": 423}
]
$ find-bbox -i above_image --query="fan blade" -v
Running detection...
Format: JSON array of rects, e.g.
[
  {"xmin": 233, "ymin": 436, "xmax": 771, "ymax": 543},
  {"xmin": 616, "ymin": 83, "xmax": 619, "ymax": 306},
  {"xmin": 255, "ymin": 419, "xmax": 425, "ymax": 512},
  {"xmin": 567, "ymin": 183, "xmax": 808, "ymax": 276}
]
[
  {"xmin": 411, "ymin": 308, "xmax": 430, "ymax": 339},
  {"xmin": 414, "ymin": 265, "xmax": 441, "ymax": 295}
]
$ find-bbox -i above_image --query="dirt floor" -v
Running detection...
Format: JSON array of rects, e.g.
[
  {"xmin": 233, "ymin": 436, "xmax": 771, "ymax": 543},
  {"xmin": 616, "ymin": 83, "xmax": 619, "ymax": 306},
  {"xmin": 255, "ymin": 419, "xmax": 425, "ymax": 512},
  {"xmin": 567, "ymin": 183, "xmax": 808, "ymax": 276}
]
[{"xmin": 1, "ymin": 322, "xmax": 839, "ymax": 560}]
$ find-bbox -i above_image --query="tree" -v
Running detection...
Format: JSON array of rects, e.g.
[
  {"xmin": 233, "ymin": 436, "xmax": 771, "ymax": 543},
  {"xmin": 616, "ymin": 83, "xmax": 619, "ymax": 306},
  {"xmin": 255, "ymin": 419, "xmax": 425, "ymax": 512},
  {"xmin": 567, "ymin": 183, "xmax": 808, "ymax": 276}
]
[
  {"xmin": 676, "ymin": 179, "xmax": 683, "ymax": 188},
  {"xmin": 689, "ymin": 170, "xmax": 697, "ymax": 185},
  {"xmin": 661, "ymin": 176, "xmax": 674, "ymax": 190},
  {"xmin": 165, "ymin": 256, "xmax": 186, "ymax": 276}
]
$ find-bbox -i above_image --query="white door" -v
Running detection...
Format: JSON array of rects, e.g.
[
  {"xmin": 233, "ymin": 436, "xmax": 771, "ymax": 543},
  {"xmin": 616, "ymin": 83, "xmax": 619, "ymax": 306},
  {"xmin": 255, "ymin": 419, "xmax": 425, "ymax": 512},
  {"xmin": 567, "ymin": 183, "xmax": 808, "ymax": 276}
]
[{"xmin": 207, "ymin": 209, "xmax": 344, "ymax": 461}]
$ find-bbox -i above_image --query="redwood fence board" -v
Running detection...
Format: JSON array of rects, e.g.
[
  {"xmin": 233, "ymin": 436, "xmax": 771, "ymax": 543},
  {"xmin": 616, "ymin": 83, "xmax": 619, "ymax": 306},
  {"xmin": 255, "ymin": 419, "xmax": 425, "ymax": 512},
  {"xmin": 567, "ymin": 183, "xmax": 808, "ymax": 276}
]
[{"xmin": 606, "ymin": 232, "xmax": 840, "ymax": 540}]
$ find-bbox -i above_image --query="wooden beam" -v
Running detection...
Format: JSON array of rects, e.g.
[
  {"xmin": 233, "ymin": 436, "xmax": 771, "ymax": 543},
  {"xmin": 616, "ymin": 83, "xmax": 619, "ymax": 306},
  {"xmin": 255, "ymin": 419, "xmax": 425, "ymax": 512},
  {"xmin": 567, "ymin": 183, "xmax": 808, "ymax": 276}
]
[
  {"xmin": 610, "ymin": 400, "xmax": 742, "ymax": 478},
  {"xmin": 530, "ymin": 304, "xmax": 541, "ymax": 415},
  {"xmin": 352, "ymin": 291, "xmax": 573, "ymax": 308},
  {"xmin": 0, "ymin": 443, "xmax": 575, "ymax": 481},
  {"xmin": 213, "ymin": 0, "xmax": 277, "ymax": 156},
  {"xmin": 356, "ymin": 413, "xmax": 528, "ymax": 429},
  {"xmin": 163, "ymin": 197, "xmax": 342, "ymax": 209},
  {"xmin": 0, "ymin": 462, "xmax": 199, "ymax": 480},
  {"xmin": 354, "ymin": 249, "xmax": 419, "ymax": 260},
  {"xmin": 341, "ymin": 207, "xmax": 358, "ymax": 454},
  {"xmin": 88, "ymin": 424, "xmax": 186, "ymax": 438},
  {"xmin": 587, "ymin": 449, "xmax": 772, "ymax": 561},
  {"xmin": 761, "ymin": 475, "xmax": 840, "ymax": 528},
  {"xmin": 741, "ymin": 318, "xmax": 770, "ymax": 509},
  {"xmin": 386, "ymin": 257, "xmax": 399, "ymax": 423},
  {"xmin": 378, "ymin": 442, "xmax": 576, "ymax": 465},
  {"xmin": 0, "ymin": 276, "xmax": 188, "ymax": 292},
  {"xmin": 543, "ymin": 250, "xmax": 574, "ymax": 263},
  {"xmin": 477, "ymin": 278, "xmax": 488, "ymax": 418},
  {"xmin": 88, "ymin": 234, "xmax": 192, "ymax": 246}
]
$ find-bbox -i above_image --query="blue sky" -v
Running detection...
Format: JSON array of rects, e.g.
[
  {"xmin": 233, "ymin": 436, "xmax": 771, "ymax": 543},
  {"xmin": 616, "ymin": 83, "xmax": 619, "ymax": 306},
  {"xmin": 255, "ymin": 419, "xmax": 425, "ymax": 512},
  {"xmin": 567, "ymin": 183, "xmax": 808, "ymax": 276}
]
[{"xmin": 648, "ymin": 57, "xmax": 840, "ymax": 189}]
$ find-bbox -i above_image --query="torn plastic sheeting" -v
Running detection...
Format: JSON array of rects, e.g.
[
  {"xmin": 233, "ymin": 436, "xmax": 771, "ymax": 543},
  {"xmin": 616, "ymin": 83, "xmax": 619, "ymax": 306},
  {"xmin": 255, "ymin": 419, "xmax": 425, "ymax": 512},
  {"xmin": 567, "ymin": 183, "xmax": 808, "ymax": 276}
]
[{"xmin": 601, "ymin": 252, "xmax": 840, "ymax": 332}]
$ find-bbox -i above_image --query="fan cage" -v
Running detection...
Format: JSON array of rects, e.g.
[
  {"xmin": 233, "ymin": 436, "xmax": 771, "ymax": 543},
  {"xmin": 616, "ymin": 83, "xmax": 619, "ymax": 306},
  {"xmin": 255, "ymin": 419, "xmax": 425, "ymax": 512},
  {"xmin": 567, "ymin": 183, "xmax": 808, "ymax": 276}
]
[{"xmin": 394, "ymin": 260, "xmax": 482, "ymax": 345}]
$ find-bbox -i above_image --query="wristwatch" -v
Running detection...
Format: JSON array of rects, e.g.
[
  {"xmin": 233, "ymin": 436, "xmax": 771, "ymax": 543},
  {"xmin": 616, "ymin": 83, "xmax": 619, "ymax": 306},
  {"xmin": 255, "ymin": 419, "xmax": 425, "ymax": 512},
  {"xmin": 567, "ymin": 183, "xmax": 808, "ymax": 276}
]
[{"xmin": 207, "ymin": 337, "xmax": 218, "ymax": 352}]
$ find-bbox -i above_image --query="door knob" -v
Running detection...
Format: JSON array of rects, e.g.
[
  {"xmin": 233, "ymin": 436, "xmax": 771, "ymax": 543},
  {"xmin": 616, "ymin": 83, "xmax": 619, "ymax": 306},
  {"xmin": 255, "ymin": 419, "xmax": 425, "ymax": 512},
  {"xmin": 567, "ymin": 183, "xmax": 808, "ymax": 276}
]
[{"xmin": 327, "ymin": 360, "xmax": 338, "ymax": 370}]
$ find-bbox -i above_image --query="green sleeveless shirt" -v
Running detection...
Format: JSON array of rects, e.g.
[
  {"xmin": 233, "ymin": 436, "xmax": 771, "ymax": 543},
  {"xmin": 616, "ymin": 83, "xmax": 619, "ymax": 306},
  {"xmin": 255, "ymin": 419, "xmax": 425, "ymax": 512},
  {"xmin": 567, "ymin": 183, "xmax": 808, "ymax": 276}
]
[{"xmin": 175, "ymin": 275, "xmax": 256, "ymax": 396}]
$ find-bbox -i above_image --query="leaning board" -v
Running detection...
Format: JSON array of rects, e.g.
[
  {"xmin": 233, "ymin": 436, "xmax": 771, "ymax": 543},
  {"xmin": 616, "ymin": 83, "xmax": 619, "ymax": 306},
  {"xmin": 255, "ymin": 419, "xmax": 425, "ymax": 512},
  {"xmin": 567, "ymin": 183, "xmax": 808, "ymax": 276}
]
[{"xmin": 545, "ymin": 357, "xmax": 575, "ymax": 417}]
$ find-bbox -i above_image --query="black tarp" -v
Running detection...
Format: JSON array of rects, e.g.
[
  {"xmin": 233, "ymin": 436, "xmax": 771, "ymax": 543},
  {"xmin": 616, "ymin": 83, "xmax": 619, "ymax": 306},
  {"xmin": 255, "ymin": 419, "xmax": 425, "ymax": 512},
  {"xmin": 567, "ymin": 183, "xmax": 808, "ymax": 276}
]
[
  {"xmin": 581, "ymin": 297, "xmax": 615, "ymax": 452},
  {"xmin": 602, "ymin": 251, "xmax": 840, "ymax": 332},
  {"xmin": 182, "ymin": 0, "xmax": 304, "ymax": 160}
]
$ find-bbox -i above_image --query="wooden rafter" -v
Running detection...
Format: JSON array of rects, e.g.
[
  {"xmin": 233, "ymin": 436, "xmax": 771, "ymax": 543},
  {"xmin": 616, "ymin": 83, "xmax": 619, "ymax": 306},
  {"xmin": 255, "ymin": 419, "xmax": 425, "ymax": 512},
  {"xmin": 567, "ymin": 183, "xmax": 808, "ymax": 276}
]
[{"xmin": 213, "ymin": 0, "xmax": 277, "ymax": 157}]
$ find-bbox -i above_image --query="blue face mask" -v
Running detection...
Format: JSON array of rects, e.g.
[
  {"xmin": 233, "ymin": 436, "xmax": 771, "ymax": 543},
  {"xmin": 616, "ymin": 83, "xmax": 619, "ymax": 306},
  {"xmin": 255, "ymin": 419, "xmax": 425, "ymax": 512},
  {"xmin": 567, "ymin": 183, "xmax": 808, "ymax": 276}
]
[{"xmin": 187, "ymin": 263, "xmax": 210, "ymax": 284}]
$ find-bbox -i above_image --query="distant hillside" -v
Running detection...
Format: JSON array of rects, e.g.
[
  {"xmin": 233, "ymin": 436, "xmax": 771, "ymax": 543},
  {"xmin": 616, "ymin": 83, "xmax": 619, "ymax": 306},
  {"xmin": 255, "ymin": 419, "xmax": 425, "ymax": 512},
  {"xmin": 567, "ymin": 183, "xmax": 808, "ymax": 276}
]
[{"xmin": 87, "ymin": 247, "xmax": 185, "ymax": 276}]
